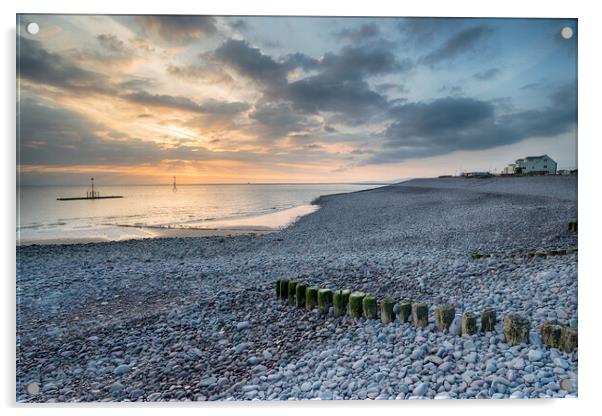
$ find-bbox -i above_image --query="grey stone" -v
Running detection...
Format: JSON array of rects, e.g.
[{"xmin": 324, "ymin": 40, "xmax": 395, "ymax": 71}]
[
  {"xmin": 513, "ymin": 357, "xmax": 526, "ymax": 370},
  {"xmin": 413, "ymin": 382, "xmax": 429, "ymax": 396},
  {"xmin": 425, "ymin": 355, "xmax": 443, "ymax": 365},
  {"xmin": 554, "ymin": 357, "xmax": 569, "ymax": 369},
  {"xmin": 113, "ymin": 364, "xmax": 130, "ymax": 375},
  {"xmin": 237, "ymin": 321, "xmax": 251, "ymax": 330},
  {"xmin": 234, "ymin": 343, "xmax": 250, "ymax": 353},
  {"xmin": 110, "ymin": 382, "xmax": 124, "ymax": 394},
  {"xmin": 528, "ymin": 350, "xmax": 543, "ymax": 361},
  {"xmin": 129, "ymin": 388, "xmax": 144, "ymax": 400},
  {"xmin": 247, "ymin": 356, "xmax": 260, "ymax": 365},
  {"xmin": 352, "ymin": 359, "xmax": 365, "ymax": 370},
  {"xmin": 147, "ymin": 392, "xmax": 162, "ymax": 402},
  {"xmin": 449, "ymin": 315, "xmax": 462, "ymax": 336},
  {"xmin": 199, "ymin": 376, "xmax": 217, "ymax": 387}
]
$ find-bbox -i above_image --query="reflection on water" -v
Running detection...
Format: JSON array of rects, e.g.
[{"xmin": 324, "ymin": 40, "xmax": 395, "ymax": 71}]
[{"xmin": 17, "ymin": 183, "xmax": 382, "ymax": 243}]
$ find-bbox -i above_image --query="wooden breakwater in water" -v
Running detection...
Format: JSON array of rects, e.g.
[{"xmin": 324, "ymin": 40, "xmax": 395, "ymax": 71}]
[{"xmin": 57, "ymin": 195, "xmax": 123, "ymax": 201}]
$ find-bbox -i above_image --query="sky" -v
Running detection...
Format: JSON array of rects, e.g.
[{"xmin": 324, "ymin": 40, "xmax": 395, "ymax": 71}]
[{"xmin": 17, "ymin": 15, "xmax": 577, "ymax": 185}]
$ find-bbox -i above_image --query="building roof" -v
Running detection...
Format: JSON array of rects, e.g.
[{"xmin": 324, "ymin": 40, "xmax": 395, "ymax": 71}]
[
  {"xmin": 515, "ymin": 155, "xmax": 556, "ymax": 164},
  {"xmin": 524, "ymin": 155, "xmax": 550, "ymax": 160}
]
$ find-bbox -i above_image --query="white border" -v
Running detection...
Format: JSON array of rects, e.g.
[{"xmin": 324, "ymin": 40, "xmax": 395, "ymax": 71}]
[{"xmin": 2, "ymin": 1, "xmax": 601, "ymax": 415}]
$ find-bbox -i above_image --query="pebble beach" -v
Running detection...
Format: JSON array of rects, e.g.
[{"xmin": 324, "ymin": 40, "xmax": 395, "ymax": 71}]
[{"xmin": 16, "ymin": 175, "xmax": 578, "ymax": 402}]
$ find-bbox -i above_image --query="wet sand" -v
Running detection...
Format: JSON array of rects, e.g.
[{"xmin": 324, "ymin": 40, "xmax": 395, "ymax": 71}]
[{"xmin": 17, "ymin": 204, "xmax": 318, "ymax": 246}]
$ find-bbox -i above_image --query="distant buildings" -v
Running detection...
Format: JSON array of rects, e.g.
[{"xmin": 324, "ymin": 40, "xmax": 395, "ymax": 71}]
[
  {"xmin": 447, "ymin": 154, "xmax": 567, "ymax": 179},
  {"xmin": 557, "ymin": 169, "xmax": 577, "ymax": 176},
  {"xmin": 501, "ymin": 164, "xmax": 516, "ymax": 175},
  {"xmin": 503, "ymin": 155, "xmax": 557, "ymax": 175},
  {"xmin": 463, "ymin": 171, "xmax": 493, "ymax": 178}
]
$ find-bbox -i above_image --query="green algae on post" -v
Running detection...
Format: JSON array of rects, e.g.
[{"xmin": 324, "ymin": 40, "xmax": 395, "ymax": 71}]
[
  {"xmin": 279, "ymin": 280, "xmax": 289, "ymax": 300},
  {"xmin": 348, "ymin": 292, "xmax": 366, "ymax": 318},
  {"xmin": 380, "ymin": 298, "xmax": 396, "ymax": 324},
  {"xmin": 276, "ymin": 279, "xmax": 282, "ymax": 298},
  {"xmin": 560, "ymin": 326, "xmax": 578, "ymax": 353},
  {"xmin": 503, "ymin": 314, "xmax": 530, "ymax": 346},
  {"xmin": 362, "ymin": 295, "xmax": 377, "ymax": 319},
  {"xmin": 287, "ymin": 280, "xmax": 299, "ymax": 306},
  {"xmin": 481, "ymin": 308, "xmax": 497, "ymax": 333},
  {"xmin": 305, "ymin": 286, "xmax": 318, "ymax": 311},
  {"xmin": 412, "ymin": 303, "xmax": 429, "ymax": 327},
  {"xmin": 333, "ymin": 289, "xmax": 351, "ymax": 317},
  {"xmin": 295, "ymin": 283, "xmax": 307, "ymax": 308},
  {"xmin": 541, "ymin": 320, "xmax": 563, "ymax": 349},
  {"xmin": 398, "ymin": 300, "xmax": 412, "ymax": 323},
  {"xmin": 435, "ymin": 304, "xmax": 455, "ymax": 331},
  {"xmin": 461, "ymin": 312, "xmax": 477, "ymax": 335},
  {"xmin": 317, "ymin": 288, "xmax": 333, "ymax": 314}
]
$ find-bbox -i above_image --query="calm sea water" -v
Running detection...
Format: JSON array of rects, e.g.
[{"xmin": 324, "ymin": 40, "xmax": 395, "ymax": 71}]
[{"xmin": 17, "ymin": 183, "xmax": 383, "ymax": 243}]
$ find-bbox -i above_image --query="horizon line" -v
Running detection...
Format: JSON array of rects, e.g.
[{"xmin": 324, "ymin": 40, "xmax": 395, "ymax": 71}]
[{"xmin": 18, "ymin": 180, "xmax": 409, "ymax": 187}]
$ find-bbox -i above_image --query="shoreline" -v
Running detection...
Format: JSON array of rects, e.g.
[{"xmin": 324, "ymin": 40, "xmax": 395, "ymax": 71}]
[
  {"xmin": 17, "ymin": 228, "xmax": 275, "ymax": 246},
  {"xmin": 17, "ymin": 203, "xmax": 319, "ymax": 246}
]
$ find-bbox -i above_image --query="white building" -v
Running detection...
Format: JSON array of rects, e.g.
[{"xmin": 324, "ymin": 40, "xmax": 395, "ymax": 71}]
[
  {"xmin": 514, "ymin": 155, "xmax": 557, "ymax": 175},
  {"xmin": 501, "ymin": 163, "xmax": 516, "ymax": 175}
]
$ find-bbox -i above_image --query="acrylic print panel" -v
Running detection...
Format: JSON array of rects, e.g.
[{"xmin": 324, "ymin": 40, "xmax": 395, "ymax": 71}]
[{"xmin": 16, "ymin": 15, "xmax": 578, "ymax": 402}]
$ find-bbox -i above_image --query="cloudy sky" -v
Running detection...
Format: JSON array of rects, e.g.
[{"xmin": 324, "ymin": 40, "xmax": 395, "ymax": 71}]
[{"xmin": 17, "ymin": 15, "xmax": 577, "ymax": 185}]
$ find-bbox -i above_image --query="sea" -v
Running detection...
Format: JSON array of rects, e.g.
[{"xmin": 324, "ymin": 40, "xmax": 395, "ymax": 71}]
[{"xmin": 17, "ymin": 183, "xmax": 385, "ymax": 244}]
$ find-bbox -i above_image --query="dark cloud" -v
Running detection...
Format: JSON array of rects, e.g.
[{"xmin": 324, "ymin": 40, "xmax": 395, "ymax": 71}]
[
  {"xmin": 230, "ymin": 19, "xmax": 249, "ymax": 31},
  {"xmin": 211, "ymin": 40, "xmax": 320, "ymax": 91},
  {"xmin": 320, "ymin": 43, "xmax": 411, "ymax": 81},
  {"xmin": 213, "ymin": 39, "xmax": 410, "ymax": 126},
  {"xmin": 117, "ymin": 77, "xmax": 160, "ymax": 91},
  {"xmin": 287, "ymin": 77, "xmax": 388, "ymax": 123},
  {"xmin": 96, "ymin": 34, "xmax": 127, "ymax": 55},
  {"xmin": 500, "ymin": 83, "xmax": 576, "ymax": 138},
  {"xmin": 419, "ymin": 25, "xmax": 493, "ymax": 66},
  {"xmin": 167, "ymin": 63, "xmax": 234, "ymax": 84},
  {"xmin": 520, "ymin": 82, "xmax": 542, "ymax": 90},
  {"xmin": 367, "ymin": 84, "xmax": 576, "ymax": 164},
  {"xmin": 213, "ymin": 39, "xmax": 289, "ymax": 90},
  {"xmin": 246, "ymin": 100, "xmax": 319, "ymax": 141},
  {"xmin": 374, "ymin": 83, "xmax": 409, "ymax": 95},
  {"xmin": 121, "ymin": 91, "xmax": 204, "ymax": 112},
  {"xmin": 121, "ymin": 91, "xmax": 249, "ymax": 115},
  {"xmin": 133, "ymin": 15, "xmax": 218, "ymax": 44},
  {"xmin": 333, "ymin": 23, "xmax": 380, "ymax": 42},
  {"xmin": 397, "ymin": 17, "xmax": 466, "ymax": 46},
  {"xmin": 438, "ymin": 84, "xmax": 465, "ymax": 96},
  {"xmin": 67, "ymin": 33, "xmax": 138, "ymax": 69},
  {"xmin": 281, "ymin": 52, "xmax": 320, "ymax": 72},
  {"xmin": 17, "ymin": 36, "xmax": 109, "ymax": 93},
  {"xmin": 198, "ymin": 99, "xmax": 250, "ymax": 115},
  {"xmin": 489, "ymin": 96, "xmax": 515, "ymax": 113},
  {"xmin": 473, "ymin": 67, "xmax": 501, "ymax": 81},
  {"xmin": 213, "ymin": 38, "xmax": 408, "ymax": 87},
  {"xmin": 350, "ymin": 148, "xmax": 375, "ymax": 155}
]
